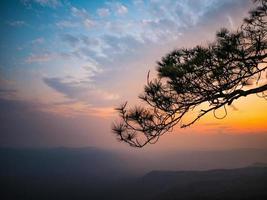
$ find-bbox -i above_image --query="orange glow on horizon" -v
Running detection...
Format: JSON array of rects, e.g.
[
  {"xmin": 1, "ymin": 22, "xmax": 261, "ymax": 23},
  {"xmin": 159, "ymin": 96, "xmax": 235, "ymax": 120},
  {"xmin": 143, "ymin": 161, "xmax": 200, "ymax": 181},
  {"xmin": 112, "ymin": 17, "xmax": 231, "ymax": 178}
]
[{"xmin": 183, "ymin": 94, "xmax": 267, "ymax": 135}]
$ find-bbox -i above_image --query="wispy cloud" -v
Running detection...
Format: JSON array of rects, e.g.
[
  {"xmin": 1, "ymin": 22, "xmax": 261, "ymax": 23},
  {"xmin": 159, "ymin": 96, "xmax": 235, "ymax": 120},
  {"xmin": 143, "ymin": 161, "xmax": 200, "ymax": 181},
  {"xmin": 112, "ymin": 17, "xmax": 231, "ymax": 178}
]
[
  {"xmin": 70, "ymin": 6, "xmax": 95, "ymax": 29},
  {"xmin": 70, "ymin": 6, "xmax": 88, "ymax": 18},
  {"xmin": 83, "ymin": 18, "xmax": 95, "ymax": 29},
  {"xmin": 25, "ymin": 53, "xmax": 56, "ymax": 63},
  {"xmin": 31, "ymin": 37, "xmax": 45, "ymax": 45},
  {"xmin": 56, "ymin": 20, "xmax": 79, "ymax": 28},
  {"xmin": 0, "ymin": 75, "xmax": 17, "ymax": 99},
  {"xmin": 97, "ymin": 8, "xmax": 110, "ymax": 17},
  {"xmin": 6, "ymin": 20, "xmax": 26, "ymax": 27},
  {"xmin": 61, "ymin": 34, "xmax": 80, "ymax": 47},
  {"xmin": 116, "ymin": 3, "xmax": 128, "ymax": 15},
  {"xmin": 21, "ymin": 0, "xmax": 62, "ymax": 8}
]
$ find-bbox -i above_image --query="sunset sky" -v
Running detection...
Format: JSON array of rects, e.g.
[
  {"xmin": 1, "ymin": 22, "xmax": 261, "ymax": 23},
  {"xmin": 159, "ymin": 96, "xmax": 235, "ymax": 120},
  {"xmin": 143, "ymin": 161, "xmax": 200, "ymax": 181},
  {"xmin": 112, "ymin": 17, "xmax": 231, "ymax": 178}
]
[{"xmin": 1, "ymin": 0, "xmax": 267, "ymax": 151}]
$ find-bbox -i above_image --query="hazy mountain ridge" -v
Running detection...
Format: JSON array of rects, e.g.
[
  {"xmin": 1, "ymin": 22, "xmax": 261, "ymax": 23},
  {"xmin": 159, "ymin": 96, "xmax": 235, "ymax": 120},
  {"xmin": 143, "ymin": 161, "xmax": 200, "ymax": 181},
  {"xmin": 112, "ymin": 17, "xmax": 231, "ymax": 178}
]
[
  {"xmin": 150, "ymin": 167, "xmax": 267, "ymax": 200},
  {"xmin": 1, "ymin": 147, "xmax": 267, "ymax": 200},
  {"xmin": 0, "ymin": 147, "xmax": 133, "ymax": 181}
]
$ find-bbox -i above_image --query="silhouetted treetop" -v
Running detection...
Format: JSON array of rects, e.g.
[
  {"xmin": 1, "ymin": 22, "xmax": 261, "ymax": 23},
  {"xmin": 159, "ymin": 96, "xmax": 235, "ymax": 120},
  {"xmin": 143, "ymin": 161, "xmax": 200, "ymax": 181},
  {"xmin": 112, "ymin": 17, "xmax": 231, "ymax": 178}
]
[{"xmin": 112, "ymin": 0, "xmax": 267, "ymax": 147}]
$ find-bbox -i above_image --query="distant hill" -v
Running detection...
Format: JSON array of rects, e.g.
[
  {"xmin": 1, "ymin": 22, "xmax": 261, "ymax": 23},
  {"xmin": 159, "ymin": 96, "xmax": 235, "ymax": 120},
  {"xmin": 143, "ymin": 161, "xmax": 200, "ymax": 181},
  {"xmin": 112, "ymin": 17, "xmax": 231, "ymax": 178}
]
[
  {"xmin": 250, "ymin": 162, "xmax": 267, "ymax": 167},
  {"xmin": 139, "ymin": 167, "xmax": 267, "ymax": 200},
  {"xmin": 0, "ymin": 147, "xmax": 133, "ymax": 182},
  {"xmin": 0, "ymin": 147, "xmax": 135, "ymax": 200},
  {"xmin": 1, "ymin": 147, "xmax": 267, "ymax": 200}
]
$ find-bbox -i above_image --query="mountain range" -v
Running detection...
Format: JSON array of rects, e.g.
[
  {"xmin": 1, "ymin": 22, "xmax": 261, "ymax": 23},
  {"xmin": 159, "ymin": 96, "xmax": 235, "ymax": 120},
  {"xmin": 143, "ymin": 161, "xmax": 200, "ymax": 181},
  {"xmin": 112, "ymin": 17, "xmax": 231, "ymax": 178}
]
[{"xmin": 1, "ymin": 147, "xmax": 267, "ymax": 199}]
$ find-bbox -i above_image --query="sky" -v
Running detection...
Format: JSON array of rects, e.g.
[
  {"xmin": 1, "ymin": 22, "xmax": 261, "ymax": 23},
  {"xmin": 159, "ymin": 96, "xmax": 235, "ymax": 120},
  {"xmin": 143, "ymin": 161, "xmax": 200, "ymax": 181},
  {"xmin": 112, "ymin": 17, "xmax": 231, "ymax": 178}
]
[{"xmin": 0, "ymin": 0, "xmax": 267, "ymax": 151}]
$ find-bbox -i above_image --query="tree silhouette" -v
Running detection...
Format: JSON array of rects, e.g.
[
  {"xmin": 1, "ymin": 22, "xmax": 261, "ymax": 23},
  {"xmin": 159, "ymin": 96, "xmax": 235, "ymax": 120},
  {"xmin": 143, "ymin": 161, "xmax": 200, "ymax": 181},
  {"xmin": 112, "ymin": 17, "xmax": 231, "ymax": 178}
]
[{"xmin": 112, "ymin": 0, "xmax": 267, "ymax": 147}]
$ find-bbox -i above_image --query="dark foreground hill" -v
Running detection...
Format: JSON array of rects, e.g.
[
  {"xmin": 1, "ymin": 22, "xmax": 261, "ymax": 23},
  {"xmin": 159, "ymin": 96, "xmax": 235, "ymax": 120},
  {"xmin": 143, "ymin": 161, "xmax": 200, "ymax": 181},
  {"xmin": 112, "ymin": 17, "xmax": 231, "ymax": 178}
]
[{"xmin": 1, "ymin": 148, "xmax": 267, "ymax": 200}]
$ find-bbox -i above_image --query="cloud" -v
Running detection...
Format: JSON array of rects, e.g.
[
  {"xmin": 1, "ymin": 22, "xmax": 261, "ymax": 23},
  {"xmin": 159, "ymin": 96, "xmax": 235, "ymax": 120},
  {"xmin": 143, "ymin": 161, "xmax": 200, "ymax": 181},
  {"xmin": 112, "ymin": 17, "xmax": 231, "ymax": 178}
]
[
  {"xmin": 101, "ymin": 34, "xmax": 143, "ymax": 55},
  {"xmin": 83, "ymin": 18, "xmax": 95, "ymax": 29},
  {"xmin": 25, "ymin": 53, "xmax": 56, "ymax": 63},
  {"xmin": 97, "ymin": 8, "xmax": 110, "ymax": 17},
  {"xmin": 43, "ymin": 77, "xmax": 85, "ymax": 99},
  {"xmin": 43, "ymin": 76, "xmax": 119, "ymax": 106},
  {"xmin": 61, "ymin": 34, "xmax": 80, "ymax": 47},
  {"xmin": 31, "ymin": 37, "xmax": 45, "ymax": 45},
  {"xmin": 6, "ymin": 20, "xmax": 26, "ymax": 27},
  {"xmin": 133, "ymin": 0, "xmax": 144, "ymax": 6},
  {"xmin": 81, "ymin": 36, "xmax": 100, "ymax": 46},
  {"xmin": 21, "ymin": 0, "xmax": 61, "ymax": 8},
  {"xmin": 70, "ymin": 6, "xmax": 95, "ymax": 29},
  {"xmin": 139, "ymin": 18, "xmax": 181, "ymax": 42},
  {"xmin": 116, "ymin": 4, "xmax": 128, "ymax": 15},
  {"xmin": 105, "ymin": 2, "xmax": 128, "ymax": 16},
  {"xmin": 71, "ymin": 6, "xmax": 88, "ymax": 18},
  {"xmin": 0, "ymin": 74, "xmax": 19, "ymax": 101},
  {"xmin": 65, "ymin": 33, "xmax": 144, "ymax": 65},
  {"xmin": 0, "ymin": 89, "xmax": 17, "ymax": 99},
  {"xmin": 34, "ymin": 0, "xmax": 61, "ymax": 7},
  {"xmin": 56, "ymin": 20, "xmax": 79, "ymax": 28}
]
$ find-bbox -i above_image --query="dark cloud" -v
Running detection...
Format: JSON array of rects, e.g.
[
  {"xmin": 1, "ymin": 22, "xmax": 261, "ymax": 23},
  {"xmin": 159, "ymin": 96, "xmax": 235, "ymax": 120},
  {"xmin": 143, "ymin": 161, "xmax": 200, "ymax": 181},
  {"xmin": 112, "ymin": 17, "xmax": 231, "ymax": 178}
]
[
  {"xmin": 43, "ymin": 77, "xmax": 119, "ymax": 106},
  {"xmin": 43, "ymin": 77, "xmax": 81, "ymax": 99}
]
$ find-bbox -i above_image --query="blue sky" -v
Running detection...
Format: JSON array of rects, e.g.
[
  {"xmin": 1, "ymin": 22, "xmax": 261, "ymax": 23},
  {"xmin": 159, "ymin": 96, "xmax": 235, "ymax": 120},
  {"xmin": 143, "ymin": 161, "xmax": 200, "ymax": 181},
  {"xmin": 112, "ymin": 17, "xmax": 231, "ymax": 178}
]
[
  {"xmin": 0, "ymin": 0, "xmax": 251, "ymax": 105},
  {"xmin": 2, "ymin": 0, "xmax": 266, "ymax": 150}
]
